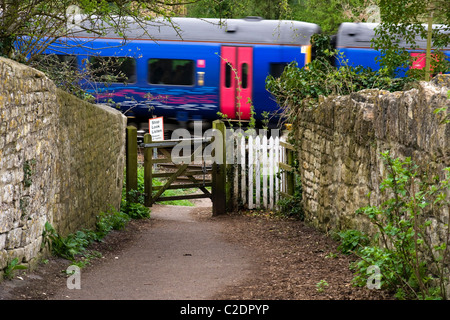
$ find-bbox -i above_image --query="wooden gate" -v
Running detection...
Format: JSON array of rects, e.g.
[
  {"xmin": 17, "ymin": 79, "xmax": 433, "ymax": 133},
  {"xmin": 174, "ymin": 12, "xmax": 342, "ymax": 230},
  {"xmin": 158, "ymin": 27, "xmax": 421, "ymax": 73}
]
[{"xmin": 125, "ymin": 120, "xmax": 226, "ymax": 216}]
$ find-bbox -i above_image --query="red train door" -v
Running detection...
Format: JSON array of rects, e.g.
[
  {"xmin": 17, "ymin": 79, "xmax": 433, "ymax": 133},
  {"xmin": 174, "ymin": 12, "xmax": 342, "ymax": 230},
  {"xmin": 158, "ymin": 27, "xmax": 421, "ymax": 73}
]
[{"xmin": 219, "ymin": 46, "xmax": 253, "ymax": 120}]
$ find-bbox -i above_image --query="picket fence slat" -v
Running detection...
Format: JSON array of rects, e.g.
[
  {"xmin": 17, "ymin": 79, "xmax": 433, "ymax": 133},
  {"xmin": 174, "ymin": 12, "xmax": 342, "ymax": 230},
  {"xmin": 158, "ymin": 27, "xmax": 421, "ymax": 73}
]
[
  {"xmin": 228, "ymin": 132, "xmax": 293, "ymax": 211},
  {"xmin": 269, "ymin": 137, "xmax": 274, "ymax": 210},
  {"xmin": 248, "ymin": 135, "xmax": 254, "ymax": 209},
  {"xmin": 241, "ymin": 135, "xmax": 246, "ymax": 204},
  {"xmin": 262, "ymin": 135, "xmax": 267, "ymax": 208},
  {"xmin": 255, "ymin": 136, "xmax": 261, "ymax": 208},
  {"xmin": 274, "ymin": 136, "xmax": 280, "ymax": 206}
]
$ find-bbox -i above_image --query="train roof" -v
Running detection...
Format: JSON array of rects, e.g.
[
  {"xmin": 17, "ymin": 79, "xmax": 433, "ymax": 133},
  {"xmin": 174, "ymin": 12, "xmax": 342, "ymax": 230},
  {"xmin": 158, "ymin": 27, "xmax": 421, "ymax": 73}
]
[
  {"xmin": 336, "ymin": 22, "xmax": 450, "ymax": 49},
  {"xmin": 71, "ymin": 16, "xmax": 321, "ymax": 46}
]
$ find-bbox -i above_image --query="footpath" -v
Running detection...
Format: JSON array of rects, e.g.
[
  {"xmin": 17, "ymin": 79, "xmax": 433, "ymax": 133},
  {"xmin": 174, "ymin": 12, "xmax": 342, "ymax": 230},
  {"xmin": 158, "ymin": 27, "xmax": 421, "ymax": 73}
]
[
  {"xmin": 0, "ymin": 198, "xmax": 394, "ymax": 303},
  {"xmin": 49, "ymin": 200, "xmax": 254, "ymax": 300}
]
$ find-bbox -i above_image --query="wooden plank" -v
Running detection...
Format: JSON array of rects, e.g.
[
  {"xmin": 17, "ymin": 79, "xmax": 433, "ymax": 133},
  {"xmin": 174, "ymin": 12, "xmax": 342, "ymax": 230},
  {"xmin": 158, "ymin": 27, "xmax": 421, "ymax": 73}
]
[
  {"xmin": 233, "ymin": 134, "xmax": 238, "ymax": 208},
  {"xmin": 255, "ymin": 135, "xmax": 260, "ymax": 208},
  {"xmin": 152, "ymin": 170, "xmax": 209, "ymax": 178},
  {"xmin": 158, "ymin": 147, "xmax": 211, "ymax": 195},
  {"xmin": 274, "ymin": 136, "xmax": 280, "ymax": 209},
  {"xmin": 287, "ymin": 148, "xmax": 295, "ymax": 197},
  {"xmin": 155, "ymin": 193, "xmax": 212, "ymax": 202},
  {"xmin": 152, "ymin": 182, "xmax": 212, "ymax": 191},
  {"xmin": 279, "ymin": 162, "xmax": 294, "ymax": 172},
  {"xmin": 142, "ymin": 137, "xmax": 212, "ymax": 148},
  {"xmin": 152, "ymin": 164, "xmax": 189, "ymax": 202},
  {"xmin": 159, "ymin": 143, "xmax": 204, "ymax": 164},
  {"xmin": 225, "ymin": 133, "xmax": 234, "ymax": 212},
  {"xmin": 126, "ymin": 126, "xmax": 138, "ymax": 197},
  {"xmin": 144, "ymin": 133, "xmax": 153, "ymax": 207},
  {"xmin": 279, "ymin": 191, "xmax": 294, "ymax": 199},
  {"xmin": 280, "ymin": 140, "xmax": 295, "ymax": 150},
  {"xmin": 248, "ymin": 135, "xmax": 254, "ymax": 209},
  {"xmin": 151, "ymin": 158, "xmax": 173, "ymax": 164},
  {"xmin": 212, "ymin": 120, "xmax": 227, "ymax": 215},
  {"xmin": 269, "ymin": 136, "xmax": 274, "ymax": 210},
  {"xmin": 240, "ymin": 135, "xmax": 246, "ymax": 204},
  {"xmin": 262, "ymin": 134, "xmax": 268, "ymax": 209},
  {"xmin": 280, "ymin": 136, "xmax": 285, "ymax": 194}
]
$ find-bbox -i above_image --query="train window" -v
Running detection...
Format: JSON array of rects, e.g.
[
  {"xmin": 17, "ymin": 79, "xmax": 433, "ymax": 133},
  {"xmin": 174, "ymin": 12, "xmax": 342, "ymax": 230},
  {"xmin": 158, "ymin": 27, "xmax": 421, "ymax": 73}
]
[
  {"xmin": 241, "ymin": 63, "xmax": 248, "ymax": 89},
  {"xmin": 270, "ymin": 63, "xmax": 289, "ymax": 78},
  {"xmin": 89, "ymin": 56, "xmax": 136, "ymax": 84},
  {"xmin": 148, "ymin": 59, "xmax": 194, "ymax": 86},
  {"xmin": 225, "ymin": 63, "xmax": 232, "ymax": 88}
]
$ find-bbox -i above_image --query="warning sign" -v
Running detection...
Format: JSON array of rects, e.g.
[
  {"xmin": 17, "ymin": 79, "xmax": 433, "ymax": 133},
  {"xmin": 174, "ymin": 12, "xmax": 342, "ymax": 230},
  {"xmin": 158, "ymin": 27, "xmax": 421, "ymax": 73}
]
[{"xmin": 149, "ymin": 117, "xmax": 164, "ymax": 141}]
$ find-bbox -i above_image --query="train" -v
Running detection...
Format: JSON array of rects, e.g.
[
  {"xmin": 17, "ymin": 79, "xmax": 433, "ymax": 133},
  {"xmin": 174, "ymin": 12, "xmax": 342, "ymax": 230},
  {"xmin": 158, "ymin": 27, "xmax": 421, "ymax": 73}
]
[
  {"xmin": 43, "ymin": 17, "xmax": 450, "ymax": 133},
  {"xmin": 334, "ymin": 22, "xmax": 450, "ymax": 73}
]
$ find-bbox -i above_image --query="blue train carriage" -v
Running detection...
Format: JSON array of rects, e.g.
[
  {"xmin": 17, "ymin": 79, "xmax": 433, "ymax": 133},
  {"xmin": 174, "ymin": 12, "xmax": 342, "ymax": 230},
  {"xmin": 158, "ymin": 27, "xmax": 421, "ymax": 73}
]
[
  {"xmin": 335, "ymin": 22, "xmax": 450, "ymax": 75},
  {"xmin": 48, "ymin": 17, "xmax": 321, "ymax": 132}
]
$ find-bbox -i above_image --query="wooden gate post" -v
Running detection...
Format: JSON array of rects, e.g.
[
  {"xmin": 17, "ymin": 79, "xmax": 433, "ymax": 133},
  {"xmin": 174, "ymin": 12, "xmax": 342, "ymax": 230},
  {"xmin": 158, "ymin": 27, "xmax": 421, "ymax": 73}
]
[
  {"xmin": 287, "ymin": 148, "xmax": 295, "ymax": 197},
  {"xmin": 212, "ymin": 120, "xmax": 226, "ymax": 215},
  {"xmin": 144, "ymin": 133, "xmax": 153, "ymax": 207},
  {"xmin": 126, "ymin": 126, "xmax": 138, "ymax": 202}
]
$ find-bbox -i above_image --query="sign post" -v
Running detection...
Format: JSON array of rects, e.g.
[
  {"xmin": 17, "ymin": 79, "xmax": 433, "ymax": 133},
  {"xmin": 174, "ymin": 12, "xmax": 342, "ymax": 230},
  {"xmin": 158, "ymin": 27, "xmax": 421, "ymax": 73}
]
[
  {"xmin": 149, "ymin": 117, "xmax": 164, "ymax": 141},
  {"xmin": 149, "ymin": 117, "xmax": 164, "ymax": 171}
]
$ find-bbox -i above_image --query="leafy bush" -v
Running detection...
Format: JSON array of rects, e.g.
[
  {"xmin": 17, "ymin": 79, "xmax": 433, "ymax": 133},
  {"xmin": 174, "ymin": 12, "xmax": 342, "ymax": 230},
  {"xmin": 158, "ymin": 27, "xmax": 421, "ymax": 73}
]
[
  {"xmin": 3, "ymin": 258, "xmax": 27, "ymax": 280},
  {"xmin": 351, "ymin": 151, "xmax": 450, "ymax": 300},
  {"xmin": 277, "ymin": 174, "xmax": 304, "ymax": 220},
  {"xmin": 42, "ymin": 222, "xmax": 94, "ymax": 261},
  {"xmin": 336, "ymin": 229, "xmax": 369, "ymax": 255},
  {"xmin": 96, "ymin": 208, "xmax": 131, "ymax": 238},
  {"xmin": 121, "ymin": 196, "xmax": 151, "ymax": 219},
  {"xmin": 266, "ymin": 34, "xmax": 415, "ymax": 123},
  {"xmin": 42, "ymin": 207, "xmax": 133, "ymax": 262}
]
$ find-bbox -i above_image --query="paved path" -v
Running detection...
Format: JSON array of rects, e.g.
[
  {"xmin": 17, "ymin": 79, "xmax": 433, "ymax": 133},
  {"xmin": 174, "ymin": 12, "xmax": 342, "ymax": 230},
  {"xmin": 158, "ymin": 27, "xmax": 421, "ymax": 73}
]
[{"xmin": 49, "ymin": 201, "xmax": 253, "ymax": 300}]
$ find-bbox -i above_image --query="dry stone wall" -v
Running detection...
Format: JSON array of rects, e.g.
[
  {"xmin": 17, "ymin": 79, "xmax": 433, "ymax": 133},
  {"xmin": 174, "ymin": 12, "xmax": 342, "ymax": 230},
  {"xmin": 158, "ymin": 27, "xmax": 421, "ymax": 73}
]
[
  {"xmin": 295, "ymin": 75, "xmax": 450, "ymax": 236},
  {"xmin": 0, "ymin": 57, "xmax": 127, "ymax": 274}
]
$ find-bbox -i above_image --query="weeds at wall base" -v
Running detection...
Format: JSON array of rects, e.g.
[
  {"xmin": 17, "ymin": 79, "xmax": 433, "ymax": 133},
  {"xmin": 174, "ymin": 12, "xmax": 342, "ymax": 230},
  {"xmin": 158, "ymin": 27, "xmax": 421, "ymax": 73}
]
[{"xmin": 336, "ymin": 151, "xmax": 450, "ymax": 300}]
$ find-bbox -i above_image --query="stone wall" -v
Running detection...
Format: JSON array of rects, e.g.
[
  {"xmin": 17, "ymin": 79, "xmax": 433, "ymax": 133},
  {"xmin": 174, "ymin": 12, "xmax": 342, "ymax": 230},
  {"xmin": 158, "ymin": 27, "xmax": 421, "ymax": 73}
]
[
  {"xmin": 0, "ymin": 57, "xmax": 127, "ymax": 274},
  {"xmin": 295, "ymin": 75, "xmax": 450, "ymax": 235}
]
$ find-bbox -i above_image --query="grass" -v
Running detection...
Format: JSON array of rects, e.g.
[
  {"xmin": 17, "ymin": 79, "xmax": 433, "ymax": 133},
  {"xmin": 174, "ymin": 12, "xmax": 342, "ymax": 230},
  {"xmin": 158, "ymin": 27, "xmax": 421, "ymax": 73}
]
[
  {"xmin": 151, "ymin": 178, "xmax": 196, "ymax": 206},
  {"xmin": 134, "ymin": 165, "xmax": 197, "ymax": 206}
]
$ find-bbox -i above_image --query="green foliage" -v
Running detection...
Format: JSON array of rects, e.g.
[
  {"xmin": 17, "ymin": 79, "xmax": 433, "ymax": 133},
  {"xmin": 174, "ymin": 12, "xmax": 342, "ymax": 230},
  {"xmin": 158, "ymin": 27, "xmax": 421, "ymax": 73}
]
[
  {"xmin": 121, "ymin": 194, "xmax": 152, "ymax": 218},
  {"xmin": 277, "ymin": 174, "xmax": 303, "ymax": 220},
  {"xmin": 433, "ymin": 90, "xmax": 450, "ymax": 124},
  {"xmin": 293, "ymin": 0, "xmax": 372, "ymax": 34},
  {"xmin": 96, "ymin": 208, "xmax": 131, "ymax": 238},
  {"xmin": 336, "ymin": 229, "xmax": 369, "ymax": 255},
  {"xmin": 42, "ymin": 205, "xmax": 135, "ymax": 262},
  {"xmin": 187, "ymin": 0, "xmax": 370, "ymax": 34},
  {"xmin": 316, "ymin": 279, "xmax": 329, "ymax": 292},
  {"xmin": 266, "ymin": 34, "xmax": 414, "ymax": 124},
  {"xmin": 124, "ymin": 164, "xmax": 194, "ymax": 208},
  {"xmin": 0, "ymin": 0, "xmax": 191, "ymax": 61},
  {"xmin": 42, "ymin": 222, "xmax": 91, "ymax": 261},
  {"xmin": 149, "ymin": 179, "xmax": 196, "ymax": 207},
  {"xmin": 0, "ymin": 0, "xmax": 193, "ymax": 102},
  {"xmin": 3, "ymin": 258, "xmax": 28, "ymax": 280},
  {"xmin": 22, "ymin": 159, "xmax": 36, "ymax": 188},
  {"xmin": 351, "ymin": 151, "xmax": 450, "ymax": 300},
  {"xmin": 186, "ymin": 0, "xmax": 292, "ymax": 20},
  {"xmin": 372, "ymin": 0, "xmax": 450, "ymax": 79}
]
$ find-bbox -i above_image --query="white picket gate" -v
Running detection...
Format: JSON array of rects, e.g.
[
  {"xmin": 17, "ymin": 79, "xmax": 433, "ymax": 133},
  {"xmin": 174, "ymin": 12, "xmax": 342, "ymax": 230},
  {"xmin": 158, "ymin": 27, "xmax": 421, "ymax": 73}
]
[{"xmin": 228, "ymin": 132, "xmax": 294, "ymax": 210}]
